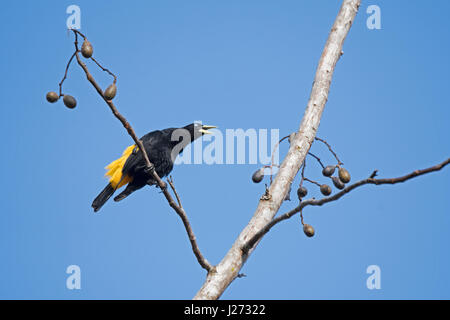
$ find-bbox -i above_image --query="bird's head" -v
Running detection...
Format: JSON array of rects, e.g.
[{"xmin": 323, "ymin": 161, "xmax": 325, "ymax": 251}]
[
  {"xmin": 183, "ymin": 123, "xmax": 217, "ymax": 141},
  {"xmin": 168, "ymin": 123, "xmax": 217, "ymax": 161},
  {"xmin": 168, "ymin": 123, "xmax": 217, "ymax": 151}
]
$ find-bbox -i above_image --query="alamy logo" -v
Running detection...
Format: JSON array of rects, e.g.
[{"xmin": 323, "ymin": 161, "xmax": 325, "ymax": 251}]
[
  {"xmin": 66, "ymin": 265, "xmax": 81, "ymax": 290},
  {"xmin": 171, "ymin": 123, "xmax": 280, "ymax": 169},
  {"xmin": 366, "ymin": 5, "xmax": 381, "ymax": 30},
  {"xmin": 66, "ymin": 5, "xmax": 81, "ymax": 30},
  {"xmin": 366, "ymin": 265, "xmax": 381, "ymax": 290}
]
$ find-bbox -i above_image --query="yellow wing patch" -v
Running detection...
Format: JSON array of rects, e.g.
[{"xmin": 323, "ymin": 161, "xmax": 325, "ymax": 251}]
[{"xmin": 105, "ymin": 144, "xmax": 135, "ymax": 189}]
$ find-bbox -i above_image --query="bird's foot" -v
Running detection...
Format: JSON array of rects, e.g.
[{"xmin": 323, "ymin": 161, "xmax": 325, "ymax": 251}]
[{"xmin": 144, "ymin": 164, "xmax": 155, "ymax": 174}]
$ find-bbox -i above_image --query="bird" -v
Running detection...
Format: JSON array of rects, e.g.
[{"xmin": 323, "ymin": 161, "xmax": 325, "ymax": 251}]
[{"xmin": 92, "ymin": 123, "xmax": 216, "ymax": 212}]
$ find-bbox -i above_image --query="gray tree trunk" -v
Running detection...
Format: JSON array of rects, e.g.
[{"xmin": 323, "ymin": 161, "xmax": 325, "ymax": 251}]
[{"xmin": 194, "ymin": 0, "xmax": 362, "ymax": 300}]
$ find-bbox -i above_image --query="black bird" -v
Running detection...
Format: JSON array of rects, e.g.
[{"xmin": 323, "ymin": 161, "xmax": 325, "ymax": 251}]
[{"xmin": 92, "ymin": 123, "xmax": 216, "ymax": 212}]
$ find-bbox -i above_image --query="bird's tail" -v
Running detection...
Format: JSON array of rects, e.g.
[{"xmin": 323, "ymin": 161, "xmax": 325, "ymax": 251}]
[{"xmin": 92, "ymin": 183, "xmax": 115, "ymax": 213}]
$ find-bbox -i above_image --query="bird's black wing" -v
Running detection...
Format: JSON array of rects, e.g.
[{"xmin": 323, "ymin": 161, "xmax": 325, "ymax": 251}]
[{"xmin": 121, "ymin": 130, "xmax": 163, "ymax": 175}]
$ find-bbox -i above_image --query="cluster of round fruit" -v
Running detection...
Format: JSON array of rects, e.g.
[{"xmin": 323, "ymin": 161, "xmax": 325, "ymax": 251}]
[
  {"xmin": 252, "ymin": 161, "xmax": 351, "ymax": 238},
  {"xmin": 251, "ymin": 164, "xmax": 351, "ymax": 195},
  {"xmin": 297, "ymin": 165, "xmax": 351, "ymax": 199},
  {"xmin": 298, "ymin": 165, "xmax": 350, "ymax": 238},
  {"xmin": 45, "ymin": 39, "xmax": 117, "ymax": 108}
]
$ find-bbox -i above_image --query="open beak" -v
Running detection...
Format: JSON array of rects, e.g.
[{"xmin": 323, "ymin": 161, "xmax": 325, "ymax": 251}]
[{"xmin": 199, "ymin": 124, "xmax": 217, "ymax": 135}]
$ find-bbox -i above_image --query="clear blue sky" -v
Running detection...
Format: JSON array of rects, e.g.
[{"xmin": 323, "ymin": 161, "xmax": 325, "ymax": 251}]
[{"xmin": 0, "ymin": 0, "xmax": 449, "ymax": 299}]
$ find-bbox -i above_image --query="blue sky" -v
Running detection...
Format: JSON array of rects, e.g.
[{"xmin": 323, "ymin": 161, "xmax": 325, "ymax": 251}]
[{"xmin": 0, "ymin": 0, "xmax": 449, "ymax": 299}]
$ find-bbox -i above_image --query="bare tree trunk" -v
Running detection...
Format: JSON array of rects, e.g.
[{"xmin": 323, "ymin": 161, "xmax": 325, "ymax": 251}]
[{"xmin": 194, "ymin": 0, "xmax": 362, "ymax": 300}]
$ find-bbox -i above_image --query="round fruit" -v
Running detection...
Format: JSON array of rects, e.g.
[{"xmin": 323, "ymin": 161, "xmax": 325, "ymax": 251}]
[
  {"xmin": 338, "ymin": 167, "xmax": 351, "ymax": 183},
  {"xmin": 332, "ymin": 176, "xmax": 345, "ymax": 190},
  {"xmin": 297, "ymin": 186, "xmax": 308, "ymax": 199},
  {"xmin": 320, "ymin": 184, "xmax": 332, "ymax": 196},
  {"xmin": 104, "ymin": 84, "xmax": 117, "ymax": 100},
  {"xmin": 322, "ymin": 165, "xmax": 335, "ymax": 177},
  {"xmin": 252, "ymin": 168, "xmax": 264, "ymax": 183},
  {"xmin": 63, "ymin": 95, "xmax": 77, "ymax": 109},
  {"xmin": 81, "ymin": 40, "xmax": 93, "ymax": 58},
  {"xmin": 46, "ymin": 91, "xmax": 59, "ymax": 103},
  {"xmin": 303, "ymin": 224, "xmax": 315, "ymax": 237}
]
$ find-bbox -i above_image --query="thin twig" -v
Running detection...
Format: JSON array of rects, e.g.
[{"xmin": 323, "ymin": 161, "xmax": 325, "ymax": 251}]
[
  {"xmin": 243, "ymin": 158, "xmax": 450, "ymax": 252},
  {"xmin": 303, "ymin": 177, "xmax": 321, "ymax": 187},
  {"xmin": 58, "ymin": 51, "xmax": 76, "ymax": 97},
  {"xmin": 270, "ymin": 135, "xmax": 291, "ymax": 185},
  {"xmin": 299, "ymin": 159, "xmax": 306, "ymax": 187},
  {"xmin": 71, "ymin": 29, "xmax": 86, "ymax": 39},
  {"xmin": 168, "ymin": 176, "xmax": 182, "ymax": 208},
  {"xmin": 90, "ymin": 56, "xmax": 117, "ymax": 84},
  {"xmin": 307, "ymin": 152, "xmax": 325, "ymax": 169},
  {"xmin": 166, "ymin": 177, "xmax": 212, "ymax": 271},
  {"xmin": 69, "ymin": 29, "xmax": 212, "ymax": 272},
  {"xmin": 370, "ymin": 170, "xmax": 378, "ymax": 179},
  {"xmin": 300, "ymin": 209, "xmax": 305, "ymax": 226},
  {"xmin": 315, "ymin": 137, "xmax": 343, "ymax": 165}
]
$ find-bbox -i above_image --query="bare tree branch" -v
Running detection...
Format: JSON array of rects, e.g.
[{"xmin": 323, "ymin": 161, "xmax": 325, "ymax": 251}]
[
  {"xmin": 167, "ymin": 176, "xmax": 212, "ymax": 271},
  {"xmin": 50, "ymin": 0, "xmax": 448, "ymax": 300},
  {"xmin": 69, "ymin": 29, "xmax": 212, "ymax": 272},
  {"xmin": 194, "ymin": 0, "xmax": 362, "ymax": 300},
  {"xmin": 243, "ymin": 158, "xmax": 450, "ymax": 252}
]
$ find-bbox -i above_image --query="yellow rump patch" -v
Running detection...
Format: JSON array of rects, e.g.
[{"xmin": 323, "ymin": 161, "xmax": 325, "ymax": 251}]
[{"xmin": 105, "ymin": 144, "xmax": 135, "ymax": 189}]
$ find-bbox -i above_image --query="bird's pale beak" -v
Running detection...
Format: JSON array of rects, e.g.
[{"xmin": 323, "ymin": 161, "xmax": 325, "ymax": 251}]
[{"xmin": 199, "ymin": 125, "xmax": 217, "ymax": 135}]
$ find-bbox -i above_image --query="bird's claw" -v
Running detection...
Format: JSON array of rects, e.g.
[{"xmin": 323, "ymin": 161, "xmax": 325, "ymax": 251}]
[{"xmin": 144, "ymin": 164, "xmax": 155, "ymax": 174}]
